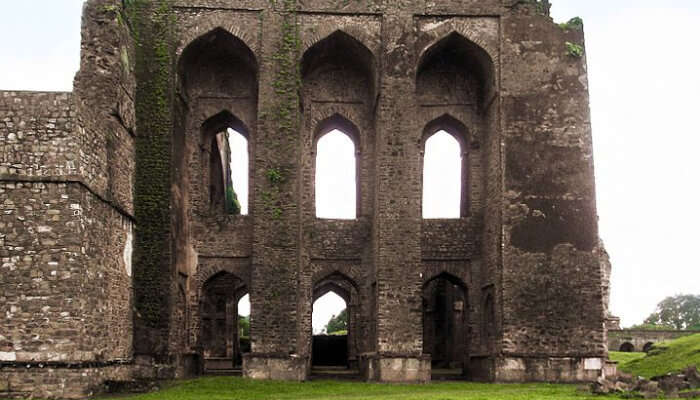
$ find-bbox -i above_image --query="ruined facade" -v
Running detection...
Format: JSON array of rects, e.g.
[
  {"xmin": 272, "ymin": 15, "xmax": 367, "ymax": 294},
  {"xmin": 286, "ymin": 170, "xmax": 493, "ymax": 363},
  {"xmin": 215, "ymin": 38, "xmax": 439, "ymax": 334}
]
[{"xmin": 1, "ymin": 0, "xmax": 608, "ymax": 398}]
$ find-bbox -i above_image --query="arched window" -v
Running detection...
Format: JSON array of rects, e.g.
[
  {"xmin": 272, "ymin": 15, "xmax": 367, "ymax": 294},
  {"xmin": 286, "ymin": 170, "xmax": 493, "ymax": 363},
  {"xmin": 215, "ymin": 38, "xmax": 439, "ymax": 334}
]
[
  {"xmin": 423, "ymin": 130, "xmax": 462, "ymax": 219},
  {"xmin": 315, "ymin": 129, "xmax": 357, "ymax": 219},
  {"xmin": 201, "ymin": 111, "xmax": 250, "ymax": 216},
  {"xmin": 209, "ymin": 129, "xmax": 249, "ymax": 215}
]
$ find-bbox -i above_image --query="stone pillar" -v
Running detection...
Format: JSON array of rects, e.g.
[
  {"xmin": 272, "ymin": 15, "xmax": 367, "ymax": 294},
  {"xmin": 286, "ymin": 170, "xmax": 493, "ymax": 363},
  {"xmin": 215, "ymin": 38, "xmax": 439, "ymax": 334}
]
[
  {"xmin": 370, "ymin": 10, "xmax": 430, "ymax": 383},
  {"xmin": 244, "ymin": 4, "xmax": 306, "ymax": 381}
]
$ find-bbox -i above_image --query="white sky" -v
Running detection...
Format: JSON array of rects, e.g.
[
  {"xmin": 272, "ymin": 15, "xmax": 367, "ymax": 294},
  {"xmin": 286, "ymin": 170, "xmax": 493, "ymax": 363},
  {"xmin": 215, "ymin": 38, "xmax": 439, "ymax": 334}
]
[
  {"xmin": 227, "ymin": 129, "xmax": 249, "ymax": 215},
  {"xmin": 1, "ymin": 0, "xmax": 699, "ymax": 329},
  {"xmin": 316, "ymin": 130, "xmax": 357, "ymax": 219}
]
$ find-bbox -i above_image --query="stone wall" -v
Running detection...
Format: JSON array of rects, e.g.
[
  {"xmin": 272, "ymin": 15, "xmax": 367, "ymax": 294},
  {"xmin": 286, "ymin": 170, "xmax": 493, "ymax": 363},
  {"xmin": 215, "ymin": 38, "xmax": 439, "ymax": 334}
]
[
  {"xmin": 497, "ymin": 11, "xmax": 606, "ymax": 381},
  {"xmin": 1, "ymin": 0, "xmax": 608, "ymax": 395},
  {"xmin": 608, "ymin": 330, "xmax": 700, "ymax": 353},
  {"xmin": 0, "ymin": 0, "xmax": 137, "ymax": 398}
]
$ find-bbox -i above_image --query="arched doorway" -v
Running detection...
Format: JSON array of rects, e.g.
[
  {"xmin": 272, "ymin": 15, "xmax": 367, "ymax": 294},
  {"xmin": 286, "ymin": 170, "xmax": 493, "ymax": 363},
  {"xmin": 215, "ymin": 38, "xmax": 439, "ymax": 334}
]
[
  {"xmin": 312, "ymin": 291, "xmax": 348, "ymax": 367},
  {"xmin": 200, "ymin": 272, "xmax": 248, "ymax": 372},
  {"xmin": 642, "ymin": 342, "xmax": 654, "ymax": 353},
  {"xmin": 619, "ymin": 342, "xmax": 635, "ymax": 352},
  {"xmin": 423, "ymin": 273, "xmax": 469, "ymax": 378},
  {"xmin": 310, "ymin": 272, "xmax": 361, "ymax": 377}
]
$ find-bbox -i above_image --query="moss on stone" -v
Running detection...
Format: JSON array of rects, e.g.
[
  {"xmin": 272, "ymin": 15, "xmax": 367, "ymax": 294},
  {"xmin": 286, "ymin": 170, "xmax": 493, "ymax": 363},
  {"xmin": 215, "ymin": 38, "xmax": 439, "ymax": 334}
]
[{"xmin": 128, "ymin": 0, "xmax": 175, "ymax": 331}]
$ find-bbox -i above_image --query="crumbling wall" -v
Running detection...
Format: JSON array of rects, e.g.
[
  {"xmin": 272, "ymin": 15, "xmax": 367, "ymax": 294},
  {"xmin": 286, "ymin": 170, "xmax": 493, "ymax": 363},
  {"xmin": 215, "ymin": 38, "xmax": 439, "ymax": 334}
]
[
  {"xmin": 2, "ymin": 0, "xmax": 609, "ymax": 395},
  {"xmin": 0, "ymin": 0, "xmax": 136, "ymax": 397},
  {"xmin": 498, "ymin": 9, "xmax": 606, "ymax": 381}
]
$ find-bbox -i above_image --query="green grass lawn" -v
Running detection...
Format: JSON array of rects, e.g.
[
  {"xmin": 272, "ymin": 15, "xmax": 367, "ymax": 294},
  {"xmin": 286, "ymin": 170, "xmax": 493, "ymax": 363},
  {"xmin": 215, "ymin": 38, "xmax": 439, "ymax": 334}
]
[
  {"xmin": 95, "ymin": 377, "xmax": 613, "ymax": 400},
  {"xmin": 608, "ymin": 351, "xmax": 645, "ymax": 365},
  {"xmin": 613, "ymin": 333, "xmax": 700, "ymax": 378}
]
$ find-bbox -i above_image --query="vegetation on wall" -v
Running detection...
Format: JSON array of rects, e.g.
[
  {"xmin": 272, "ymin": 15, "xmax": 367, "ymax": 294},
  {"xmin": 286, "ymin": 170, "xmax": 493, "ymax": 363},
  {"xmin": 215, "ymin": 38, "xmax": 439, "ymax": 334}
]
[
  {"xmin": 565, "ymin": 41, "xmax": 584, "ymax": 58},
  {"xmin": 559, "ymin": 17, "xmax": 584, "ymax": 31},
  {"xmin": 126, "ymin": 0, "xmax": 176, "ymax": 333},
  {"xmin": 260, "ymin": 0, "xmax": 300, "ymax": 221}
]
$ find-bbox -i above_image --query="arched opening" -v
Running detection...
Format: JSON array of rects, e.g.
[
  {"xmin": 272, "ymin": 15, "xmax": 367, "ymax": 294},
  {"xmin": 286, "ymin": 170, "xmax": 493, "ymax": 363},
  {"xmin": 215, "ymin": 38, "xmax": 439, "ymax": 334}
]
[
  {"xmin": 207, "ymin": 128, "xmax": 249, "ymax": 215},
  {"xmin": 423, "ymin": 130, "xmax": 463, "ymax": 219},
  {"xmin": 200, "ymin": 272, "xmax": 247, "ymax": 372},
  {"xmin": 315, "ymin": 128, "xmax": 357, "ymax": 219},
  {"xmin": 310, "ymin": 272, "xmax": 361, "ymax": 376},
  {"xmin": 175, "ymin": 28, "xmax": 257, "ymax": 216},
  {"xmin": 178, "ymin": 28, "xmax": 258, "ymax": 100},
  {"xmin": 200, "ymin": 112, "xmax": 251, "ymax": 215},
  {"xmin": 301, "ymin": 30, "xmax": 376, "ymax": 103},
  {"xmin": 417, "ymin": 33, "xmax": 496, "ymax": 221},
  {"xmin": 417, "ymin": 32, "xmax": 495, "ymax": 109},
  {"xmin": 302, "ymin": 31, "xmax": 374, "ymax": 221},
  {"xmin": 619, "ymin": 342, "xmax": 635, "ymax": 352},
  {"xmin": 642, "ymin": 342, "xmax": 654, "ymax": 353},
  {"xmin": 312, "ymin": 291, "xmax": 348, "ymax": 367},
  {"xmin": 423, "ymin": 273, "xmax": 469, "ymax": 379}
]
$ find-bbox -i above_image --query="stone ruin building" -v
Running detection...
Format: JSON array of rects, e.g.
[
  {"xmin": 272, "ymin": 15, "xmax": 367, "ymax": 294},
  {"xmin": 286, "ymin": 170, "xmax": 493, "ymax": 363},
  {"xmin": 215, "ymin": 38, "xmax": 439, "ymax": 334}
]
[{"xmin": 0, "ymin": 0, "xmax": 610, "ymax": 398}]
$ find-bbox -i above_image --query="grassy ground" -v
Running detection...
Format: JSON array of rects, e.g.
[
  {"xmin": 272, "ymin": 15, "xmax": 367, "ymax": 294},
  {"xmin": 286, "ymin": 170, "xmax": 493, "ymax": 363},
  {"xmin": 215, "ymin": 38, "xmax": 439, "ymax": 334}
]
[
  {"xmin": 608, "ymin": 351, "xmax": 645, "ymax": 365},
  {"xmin": 613, "ymin": 333, "xmax": 700, "ymax": 378},
  {"xmin": 96, "ymin": 377, "xmax": 612, "ymax": 400}
]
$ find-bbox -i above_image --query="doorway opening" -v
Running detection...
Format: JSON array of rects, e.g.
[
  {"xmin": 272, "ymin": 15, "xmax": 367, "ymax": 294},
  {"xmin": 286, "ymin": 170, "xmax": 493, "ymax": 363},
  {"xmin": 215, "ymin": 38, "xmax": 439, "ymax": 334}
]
[
  {"xmin": 312, "ymin": 291, "xmax": 348, "ymax": 367},
  {"xmin": 423, "ymin": 273, "xmax": 469, "ymax": 379},
  {"xmin": 200, "ymin": 272, "xmax": 248, "ymax": 373}
]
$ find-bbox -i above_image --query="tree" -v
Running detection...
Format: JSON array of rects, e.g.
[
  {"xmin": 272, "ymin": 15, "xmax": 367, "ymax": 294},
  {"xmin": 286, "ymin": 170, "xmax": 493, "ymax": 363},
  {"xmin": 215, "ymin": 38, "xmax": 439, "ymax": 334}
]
[
  {"xmin": 238, "ymin": 315, "xmax": 250, "ymax": 338},
  {"xmin": 628, "ymin": 323, "xmax": 674, "ymax": 331},
  {"xmin": 324, "ymin": 308, "xmax": 347, "ymax": 335},
  {"xmin": 643, "ymin": 294, "xmax": 700, "ymax": 330}
]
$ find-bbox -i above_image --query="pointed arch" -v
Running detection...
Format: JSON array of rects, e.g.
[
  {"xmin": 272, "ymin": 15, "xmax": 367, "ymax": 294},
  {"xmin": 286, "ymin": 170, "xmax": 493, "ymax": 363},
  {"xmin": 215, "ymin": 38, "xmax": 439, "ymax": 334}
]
[
  {"xmin": 302, "ymin": 29, "xmax": 377, "ymax": 104},
  {"xmin": 417, "ymin": 31, "xmax": 496, "ymax": 109},
  {"xmin": 423, "ymin": 271, "xmax": 468, "ymax": 290},
  {"xmin": 178, "ymin": 27, "xmax": 258, "ymax": 98},
  {"xmin": 302, "ymin": 26, "xmax": 376, "ymax": 56},
  {"xmin": 313, "ymin": 270, "xmax": 360, "ymax": 296},
  {"xmin": 201, "ymin": 110, "xmax": 250, "ymax": 140},
  {"xmin": 313, "ymin": 113, "xmax": 361, "ymax": 151},
  {"xmin": 200, "ymin": 111, "xmax": 251, "ymax": 215},
  {"xmin": 313, "ymin": 282, "xmax": 351, "ymax": 305},
  {"xmin": 422, "ymin": 114, "xmax": 469, "ymax": 153},
  {"xmin": 422, "ymin": 270, "xmax": 469, "ymax": 374},
  {"xmin": 301, "ymin": 29, "xmax": 376, "ymax": 85}
]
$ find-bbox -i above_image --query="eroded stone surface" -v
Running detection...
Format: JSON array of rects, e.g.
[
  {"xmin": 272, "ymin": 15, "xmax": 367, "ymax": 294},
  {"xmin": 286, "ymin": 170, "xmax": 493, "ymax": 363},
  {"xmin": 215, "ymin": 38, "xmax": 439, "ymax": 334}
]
[{"xmin": 0, "ymin": 0, "xmax": 608, "ymax": 397}]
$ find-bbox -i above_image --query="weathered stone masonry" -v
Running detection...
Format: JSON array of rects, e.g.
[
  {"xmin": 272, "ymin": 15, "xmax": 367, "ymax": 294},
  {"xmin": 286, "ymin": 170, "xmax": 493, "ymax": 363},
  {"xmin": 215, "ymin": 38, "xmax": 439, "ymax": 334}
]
[{"xmin": 1, "ymin": 0, "xmax": 608, "ymax": 397}]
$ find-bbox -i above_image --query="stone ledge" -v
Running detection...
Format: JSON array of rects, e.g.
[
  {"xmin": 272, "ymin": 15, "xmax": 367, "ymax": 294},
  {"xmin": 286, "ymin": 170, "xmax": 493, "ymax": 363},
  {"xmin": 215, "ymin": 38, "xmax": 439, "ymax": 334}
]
[{"xmin": 0, "ymin": 175, "xmax": 135, "ymax": 221}]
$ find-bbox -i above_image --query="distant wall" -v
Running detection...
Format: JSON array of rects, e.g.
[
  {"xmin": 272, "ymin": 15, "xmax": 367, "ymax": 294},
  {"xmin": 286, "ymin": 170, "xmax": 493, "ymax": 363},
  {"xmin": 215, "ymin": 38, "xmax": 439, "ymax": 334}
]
[{"xmin": 608, "ymin": 330, "xmax": 700, "ymax": 353}]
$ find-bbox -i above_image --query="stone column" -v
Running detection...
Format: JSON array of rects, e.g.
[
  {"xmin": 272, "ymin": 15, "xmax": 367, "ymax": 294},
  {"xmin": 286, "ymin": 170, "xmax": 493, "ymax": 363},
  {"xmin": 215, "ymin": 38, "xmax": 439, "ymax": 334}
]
[
  {"xmin": 244, "ymin": 4, "xmax": 306, "ymax": 381},
  {"xmin": 370, "ymin": 10, "xmax": 430, "ymax": 383}
]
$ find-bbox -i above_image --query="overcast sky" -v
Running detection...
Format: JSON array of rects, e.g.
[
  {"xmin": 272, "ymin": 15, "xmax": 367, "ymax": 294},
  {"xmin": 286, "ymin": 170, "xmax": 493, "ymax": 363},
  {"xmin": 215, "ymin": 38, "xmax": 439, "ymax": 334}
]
[{"xmin": 1, "ymin": 1, "xmax": 698, "ymax": 330}]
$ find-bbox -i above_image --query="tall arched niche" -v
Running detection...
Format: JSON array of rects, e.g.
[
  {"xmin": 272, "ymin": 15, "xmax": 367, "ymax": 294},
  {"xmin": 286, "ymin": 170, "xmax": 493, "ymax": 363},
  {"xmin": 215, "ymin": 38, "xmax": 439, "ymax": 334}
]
[
  {"xmin": 300, "ymin": 30, "xmax": 378, "ymax": 221},
  {"xmin": 170, "ymin": 27, "xmax": 259, "ymax": 340},
  {"xmin": 417, "ymin": 32, "xmax": 495, "ymax": 110}
]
